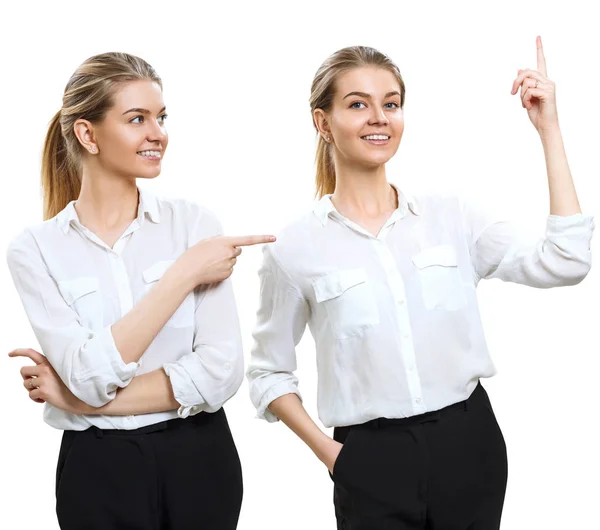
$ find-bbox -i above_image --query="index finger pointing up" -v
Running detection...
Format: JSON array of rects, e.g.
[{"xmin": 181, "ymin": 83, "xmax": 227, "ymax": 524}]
[
  {"xmin": 227, "ymin": 235, "xmax": 276, "ymax": 247},
  {"xmin": 536, "ymin": 35, "xmax": 548, "ymax": 77}
]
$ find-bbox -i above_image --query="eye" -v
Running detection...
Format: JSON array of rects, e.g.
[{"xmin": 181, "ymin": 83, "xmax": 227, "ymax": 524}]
[
  {"xmin": 349, "ymin": 101, "xmax": 366, "ymax": 109},
  {"xmin": 130, "ymin": 115, "xmax": 144, "ymax": 124},
  {"xmin": 158, "ymin": 114, "xmax": 168, "ymax": 124},
  {"xmin": 384, "ymin": 102, "xmax": 400, "ymax": 109}
]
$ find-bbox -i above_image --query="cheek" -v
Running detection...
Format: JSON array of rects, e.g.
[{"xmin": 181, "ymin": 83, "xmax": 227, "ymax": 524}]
[
  {"xmin": 333, "ymin": 114, "xmax": 365, "ymax": 143},
  {"xmin": 391, "ymin": 114, "xmax": 405, "ymax": 135}
]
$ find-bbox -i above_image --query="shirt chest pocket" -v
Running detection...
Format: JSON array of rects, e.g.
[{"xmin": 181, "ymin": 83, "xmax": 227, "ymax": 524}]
[
  {"xmin": 142, "ymin": 260, "xmax": 195, "ymax": 329},
  {"xmin": 58, "ymin": 277, "xmax": 103, "ymax": 329},
  {"xmin": 411, "ymin": 245, "xmax": 467, "ymax": 311},
  {"xmin": 312, "ymin": 269, "xmax": 379, "ymax": 340}
]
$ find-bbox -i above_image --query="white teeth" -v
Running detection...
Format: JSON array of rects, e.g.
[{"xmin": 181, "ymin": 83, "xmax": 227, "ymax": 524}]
[
  {"xmin": 138, "ymin": 150, "xmax": 161, "ymax": 157},
  {"xmin": 363, "ymin": 135, "xmax": 390, "ymax": 141}
]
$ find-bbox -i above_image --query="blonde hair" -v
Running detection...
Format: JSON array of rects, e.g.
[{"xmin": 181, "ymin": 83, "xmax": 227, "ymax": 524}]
[
  {"xmin": 309, "ymin": 46, "xmax": 406, "ymax": 198},
  {"xmin": 41, "ymin": 52, "xmax": 162, "ymax": 220}
]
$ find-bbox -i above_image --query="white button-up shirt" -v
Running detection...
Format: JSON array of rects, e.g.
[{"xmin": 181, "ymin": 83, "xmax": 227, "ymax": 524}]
[
  {"xmin": 6, "ymin": 186, "xmax": 244, "ymax": 431},
  {"xmin": 247, "ymin": 184, "xmax": 594, "ymax": 428}
]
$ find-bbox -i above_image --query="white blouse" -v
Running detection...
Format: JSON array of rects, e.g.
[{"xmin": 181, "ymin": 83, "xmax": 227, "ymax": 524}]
[
  {"xmin": 247, "ymin": 184, "xmax": 594, "ymax": 428},
  {"xmin": 6, "ymin": 186, "xmax": 244, "ymax": 431}
]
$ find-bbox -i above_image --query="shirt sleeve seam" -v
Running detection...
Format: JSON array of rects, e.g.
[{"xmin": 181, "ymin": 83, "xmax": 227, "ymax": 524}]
[{"xmin": 267, "ymin": 245, "xmax": 304, "ymax": 300}]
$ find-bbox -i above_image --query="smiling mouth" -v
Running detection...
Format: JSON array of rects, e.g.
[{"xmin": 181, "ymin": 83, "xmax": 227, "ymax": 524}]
[
  {"xmin": 361, "ymin": 135, "xmax": 390, "ymax": 141},
  {"xmin": 137, "ymin": 150, "xmax": 162, "ymax": 159}
]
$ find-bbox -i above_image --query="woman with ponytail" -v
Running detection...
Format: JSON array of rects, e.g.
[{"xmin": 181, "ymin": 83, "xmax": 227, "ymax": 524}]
[
  {"xmin": 7, "ymin": 52, "xmax": 274, "ymax": 529},
  {"xmin": 247, "ymin": 38, "xmax": 594, "ymax": 528}
]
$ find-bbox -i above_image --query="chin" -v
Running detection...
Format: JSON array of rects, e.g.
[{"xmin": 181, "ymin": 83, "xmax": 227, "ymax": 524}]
[
  {"xmin": 137, "ymin": 173, "xmax": 161, "ymax": 180},
  {"xmin": 138, "ymin": 166, "xmax": 162, "ymax": 179},
  {"xmin": 362, "ymin": 154, "xmax": 394, "ymax": 167}
]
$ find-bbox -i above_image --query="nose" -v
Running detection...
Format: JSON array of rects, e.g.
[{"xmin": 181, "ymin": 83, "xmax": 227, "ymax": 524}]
[
  {"xmin": 368, "ymin": 105, "xmax": 389, "ymax": 126},
  {"xmin": 147, "ymin": 118, "xmax": 167, "ymax": 144}
]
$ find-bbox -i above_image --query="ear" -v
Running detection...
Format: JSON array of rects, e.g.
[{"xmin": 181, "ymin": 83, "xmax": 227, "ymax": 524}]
[
  {"xmin": 313, "ymin": 108, "xmax": 332, "ymax": 142},
  {"xmin": 73, "ymin": 119, "xmax": 99, "ymax": 154}
]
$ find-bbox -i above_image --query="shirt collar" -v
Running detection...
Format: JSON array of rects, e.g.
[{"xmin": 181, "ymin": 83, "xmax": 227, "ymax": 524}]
[
  {"xmin": 56, "ymin": 186, "xmax": 161, "ymax": 235},
  {"xmin": 312, "ymin": 181, "xmax": 420, "ymax": 226}
]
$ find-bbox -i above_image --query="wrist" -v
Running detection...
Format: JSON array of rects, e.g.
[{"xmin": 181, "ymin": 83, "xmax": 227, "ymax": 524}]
[
  {"xmin": 312, "ymin": 432, "xmax": 335, "ymax": 460},
  {"xmin": 166, "ymin": 259, "xmax": 197, "ymax": 294},
  {"xmin": 538, "ymin": 122, "xmax": 561, "ymax": 141}
]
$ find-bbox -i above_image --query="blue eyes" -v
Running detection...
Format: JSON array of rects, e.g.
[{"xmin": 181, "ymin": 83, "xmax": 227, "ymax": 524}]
[
  {"xmin": 349, "ymin": 101, "xmax": 400, "ymax": 109},
  {"xmin": 130, "ymin": 114, "xmax": 168, "ymax": 124}
]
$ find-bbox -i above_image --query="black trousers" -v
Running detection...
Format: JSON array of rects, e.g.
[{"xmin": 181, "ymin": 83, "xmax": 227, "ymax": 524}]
[
  {"xmin": 331, "ymin": 382, "xmax": 508, "ymax": 530},
  {"xmin": 55, "ymin": 408, "xmax": 243, "ymax": 529}
]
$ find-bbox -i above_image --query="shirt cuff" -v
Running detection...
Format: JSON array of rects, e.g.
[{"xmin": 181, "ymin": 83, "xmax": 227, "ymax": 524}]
[
  {"xmin": 162, "ymin": 362, "xmax": 207, "ymax": 419},
  {"xmin": 546, "ymin": 212, "xmax": 595, "ymax": 237},
  {"xmin": 255, "ymin": 381, "xmax": 302, "ymax": 423}
]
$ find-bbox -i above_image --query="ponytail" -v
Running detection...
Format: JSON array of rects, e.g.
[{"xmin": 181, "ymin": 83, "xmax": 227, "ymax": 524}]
[
  {"xmin": 41, "ymin": 111, "xmax": 80, "ymax": 220},
  {"xmin": 314, "ymin": 135, "xmax": 336, "ymax": 198}
]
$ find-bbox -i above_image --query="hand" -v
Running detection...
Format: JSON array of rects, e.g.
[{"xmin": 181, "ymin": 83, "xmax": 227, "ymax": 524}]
[
  {"xmin": 320, "ymin": 438, "xmax": 344, "ymax": 474},
  {"xmin": 8, "ymin": 348, "xmax": 83, "ymax": 413},
  {"xmin": 510, "ymin": 35, "xmax": 559, "ymax": 134},
  {"xmin": 177, "ymin": 234, "xmax": 276, "ymax": 287}
]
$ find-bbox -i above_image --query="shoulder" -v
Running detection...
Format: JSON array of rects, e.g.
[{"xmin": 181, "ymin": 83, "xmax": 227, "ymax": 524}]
[
  {"xmin": 5, "ymin": 225, "xmax": 44, "ymax": 267},
  {"xmin": 262, "ymin": 207, "xmax": 320, "ymax": 271}
]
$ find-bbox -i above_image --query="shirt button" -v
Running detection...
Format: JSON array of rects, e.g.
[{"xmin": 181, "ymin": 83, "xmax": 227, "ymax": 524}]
[
  {"xmin": 224, "ymin": 363, "xmax": 232, "ymax": 371},
  {"xmin": 403, "ymin": 333, "xmax": 409, "ymax": 339},
  {"xmin": 415, "ymin": 397, "xmax": 422, "ymax": 404},
  {"xmin": 397, "ymin": 298, "xmax": 405, "ymax": 305}
]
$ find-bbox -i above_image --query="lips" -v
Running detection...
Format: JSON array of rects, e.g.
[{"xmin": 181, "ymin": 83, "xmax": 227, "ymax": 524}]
[
  {"xmin": 361, "ymin": 135, "xmax": 391, "ymax": 141},
  {"xmin": 137, "ymin": 150, "xmax": 161, "ymax": 159}
]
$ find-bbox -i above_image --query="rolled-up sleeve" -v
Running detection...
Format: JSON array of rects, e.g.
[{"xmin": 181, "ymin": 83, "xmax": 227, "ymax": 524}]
[
  {"xmin": 247, "ymin": 244, "xmax": 309, "ymax": 422},
  {"xmin": 162, "ymin": 206, "xmax": 244, "ymax": 418},
  {"xmin": 462, "ymin": 198, "xmax": 595, "ymax": 287},
  {"xmin": 6, "ymin": 230, "xmax": 139, "ymax": 407},
  {"xmin": 163, "ymin": 277, "xmax": 244, "ymax": 418}
]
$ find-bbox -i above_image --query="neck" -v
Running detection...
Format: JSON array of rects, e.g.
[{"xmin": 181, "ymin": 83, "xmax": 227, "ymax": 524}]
[
  {"xmin": 75, "ymin": 166, "xmax": 139, "ymax": 231},
  {"xmin": 330, "ymin": 160, "xmax": 397, "ymax": 216}
]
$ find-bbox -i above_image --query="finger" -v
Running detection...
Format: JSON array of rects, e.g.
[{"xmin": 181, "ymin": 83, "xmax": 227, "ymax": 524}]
[
  {"xmin": 20, "ymin": 365, "xmax": 41, "ymax": 380},
  {"xmin": 523, "ymin": 87, "xmax": 545, "ymax": 110},
  {"xmin": 29, "ymin": 388, "xmax": 44, "ymax": 401},
  {"xmin": 234, "ymin": 247, "xmax": 243, "ymax": 257},
  {"xmin": 23, "ymin": 377, "xmax": 39, "ymax": 391},
  {"xmin": 31, "ymin": 396, "xmax": 45, "ymax": 404},
  {"xmin": 519, "ymin": 78, "xmax": 538, "ymax": 103},
  {"xmin": 536, "ymin": 35, "xmax": 548, "ymax": 77},
  {"xmin": 511, "ymin": 69, "xmax": 547, "ymax": 95},
  {"xmin": 226, "ymin": 235, "xmax": 276, "ymax": 247},
  {"xmin": 230, "ymin": 257, "xmax": 237, "ymax": 267},
  {"xmin": 8, "ymin": 348, "xmax": 45, "ymax": 365}
]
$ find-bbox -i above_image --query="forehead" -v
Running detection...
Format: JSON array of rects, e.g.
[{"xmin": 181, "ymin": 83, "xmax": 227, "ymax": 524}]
[
  {"xmin": 335, "ymin": 66, "xmax": 400, "ymax": 97},
  {"xmin": 111, "ymin": 80, "xmax": 164, "ymax": 109}
]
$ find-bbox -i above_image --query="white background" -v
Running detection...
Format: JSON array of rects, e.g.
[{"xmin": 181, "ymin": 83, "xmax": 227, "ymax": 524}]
[{"xmin": 1, "ymin": 1, "xmax": 598, "ymax": 528}]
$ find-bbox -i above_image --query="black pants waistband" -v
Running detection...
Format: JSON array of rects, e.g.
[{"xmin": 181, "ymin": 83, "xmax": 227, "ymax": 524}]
[
  {"xmin": 360, "ymin": 381, "xmax": 483, "ymax": 430},
  {"xmin": 79, "ymin": 408, "xmax": 223, "ymax": 438}
]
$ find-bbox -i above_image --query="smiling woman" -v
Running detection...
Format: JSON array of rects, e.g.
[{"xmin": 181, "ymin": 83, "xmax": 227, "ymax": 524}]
[
  {"xmin": 246, "ymin": 42, "xmax": 594, "ymax": 529},
  {"xmin": 6, "ymin": 52, "xmax": 274, "ymax": 529}
]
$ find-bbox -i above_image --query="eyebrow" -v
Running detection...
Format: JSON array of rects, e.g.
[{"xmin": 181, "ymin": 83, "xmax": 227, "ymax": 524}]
[
  {"xmin": 122, "ymin": 106, "xmax": 167, "ymax": 115},
  {"xmin": 343, "ymin": 91, "xmax": 401, "ymax": 100}
]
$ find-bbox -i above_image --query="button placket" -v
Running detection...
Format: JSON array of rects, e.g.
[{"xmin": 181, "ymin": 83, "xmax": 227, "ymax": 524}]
[
  {"xmin": 108, "ymin": 244, "xmax": 133, "ymax": 317},
  {"xmin": 372, "ymin": 239, "xmax": 425, "ymax": 414}
]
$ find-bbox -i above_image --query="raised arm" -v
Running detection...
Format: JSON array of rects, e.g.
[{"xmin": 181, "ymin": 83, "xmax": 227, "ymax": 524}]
[{"xmin": 466, "ymin": 36, "xmax": 594, "ymax": 286}]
